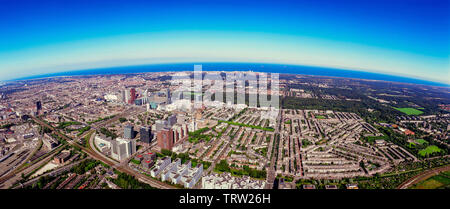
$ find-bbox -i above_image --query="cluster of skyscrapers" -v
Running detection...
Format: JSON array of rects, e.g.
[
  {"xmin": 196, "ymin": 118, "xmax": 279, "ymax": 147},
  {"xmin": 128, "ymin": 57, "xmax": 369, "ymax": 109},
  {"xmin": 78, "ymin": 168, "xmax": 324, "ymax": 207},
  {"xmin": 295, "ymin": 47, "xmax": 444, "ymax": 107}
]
[
  {"xmin": 154, "ymin": 114, "xmax": 189, "ymax": 151},
  {"xmin": 123, "ymin": 124, "xmax": 153, "ymax": 144},
  {"xmin": 104, "ymin": 88, "xmax": 175, "ymax": 111},
  {"xmin": 34, "ymin": 101, "xmax": 42, "ymax": 116}
]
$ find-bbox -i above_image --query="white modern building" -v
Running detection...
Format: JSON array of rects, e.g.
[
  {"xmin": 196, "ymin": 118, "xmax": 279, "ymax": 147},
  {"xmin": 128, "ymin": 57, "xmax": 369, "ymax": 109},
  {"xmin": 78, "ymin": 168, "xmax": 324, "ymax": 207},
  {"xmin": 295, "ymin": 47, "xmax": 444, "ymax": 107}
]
[
  {"xmin": 111, "ymin": 137, "xmax": 136, "ymax": 161},
  {"xmin": 150, "ymin": 156, "xmax": 171, "ymax": 177},
  {"xmin": 201, "ymin": 172, "xmax": 266, "ymax": 189},
  {"xmin": 183, "ymin": 163, "xmax": 203, "ymax": 188},
  {"xmin": 94, "ymin": 134, "xmax": 113, "ymax": 152},
  {"xmin": 104, "ymin": 94, "xmax": 119, "ymax": 102},
  {"xmin": 161, "ymin": 158, "xmax": 181, "ymax": 182},
  {"xmin": 152, "ymin": 157, "xmax": 202, "ymax": 188}
]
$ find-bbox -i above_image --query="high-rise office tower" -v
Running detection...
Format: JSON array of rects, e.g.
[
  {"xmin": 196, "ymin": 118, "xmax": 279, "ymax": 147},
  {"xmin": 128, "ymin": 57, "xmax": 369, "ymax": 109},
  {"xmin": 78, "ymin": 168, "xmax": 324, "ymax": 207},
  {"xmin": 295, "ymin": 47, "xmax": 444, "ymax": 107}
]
[
  {"xmin": 36, "ymin": 101, "xmax": 42, "ymax": 114},
  {"xmin": 140, "ymin": 127, "xmax": 152, "ymax": 144},
  {"xmin": 167, "ymin": 88, "xmax": 171, "ymax": 104},
  {"xmin": 36, "ymin": 101, "xmax": 42, "ymax": 110},
  {"xmin": 124, "ymin": 125, "xmax": 135, "ymax": 139},
  {"xmin": 111, "ymin": 138, "xmax": 136, "ymax": 161},
  {"xmin": 157, "ymin": 128, "xmax": 174, "ymax": 150},
  {"xmin": 123, "ymin": 90, "xmax": 129, "ymax": 103},
  {"xmin": 128, "ymin": 88, "xmax": 137, "ymax": 104},
  {"xmin": 168, "ymin": 114, "xmax": 177, "ymax": 126},
  {"xmin": 155, "ymin": 120, "xmax": 168, "ymax": 132}
]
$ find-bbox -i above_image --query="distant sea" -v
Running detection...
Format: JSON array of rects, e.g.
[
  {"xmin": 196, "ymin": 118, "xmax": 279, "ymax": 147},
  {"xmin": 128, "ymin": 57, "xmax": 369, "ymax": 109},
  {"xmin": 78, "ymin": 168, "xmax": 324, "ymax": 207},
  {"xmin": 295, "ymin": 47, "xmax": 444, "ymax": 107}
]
[{"xmin": 12, "ymin": 62, "xmax": 449, "ymax": 87}]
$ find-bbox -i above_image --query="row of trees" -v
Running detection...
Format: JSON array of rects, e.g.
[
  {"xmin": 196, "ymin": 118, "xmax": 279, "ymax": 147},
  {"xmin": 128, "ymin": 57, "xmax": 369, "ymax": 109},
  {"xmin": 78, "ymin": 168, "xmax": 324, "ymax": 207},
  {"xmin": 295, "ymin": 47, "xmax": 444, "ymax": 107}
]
[
  {"xmin": 219, "ymin": 120, "xmax": 274, "ymax": 132},
  {"xmin": 111, "ymin": 172, "xmax": 156, "ymax": 189},
  {"xmin": 188, "ymin": 127, "xmax": 212, "ymax": 143},
  {"xmin": 99, "ymin": 128, "xmax": 118, "ymax": 139},
  {"xmin": 159, "ymin": 149, "xmax": 211, "ymax": 169},
  {"xmin": 72, "ymin": 159, "xmax": 100, "ymax": 174},
  {"xmin": 56, "ymin": 121, "xmax": 82, "ymax": 129},
  {"xmin": 214, "ymin": 160, "xmax": 267, "ymax": 179},
  {"xmin": 0, "ymin": 123, "xmax": 15, "ymax": 129},
  {"xmin": 87, "ymin": 115, "xmax": 116, "ymax": 125}
]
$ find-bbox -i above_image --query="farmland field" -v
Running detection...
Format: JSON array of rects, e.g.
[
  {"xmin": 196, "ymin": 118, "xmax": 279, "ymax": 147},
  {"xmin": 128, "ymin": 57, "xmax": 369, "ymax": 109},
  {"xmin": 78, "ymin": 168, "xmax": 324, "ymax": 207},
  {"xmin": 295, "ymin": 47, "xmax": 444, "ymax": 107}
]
[
  {"xmin": 412, "ymin": 178, "xmax": 444, "ymax": 189},
  {"xmin": 393, "ymin": 107, "xmax": 424, "ymax": 115},
  {"xmin": 411, "ymin": 171, "xmax": 450, "ymax": 189}
]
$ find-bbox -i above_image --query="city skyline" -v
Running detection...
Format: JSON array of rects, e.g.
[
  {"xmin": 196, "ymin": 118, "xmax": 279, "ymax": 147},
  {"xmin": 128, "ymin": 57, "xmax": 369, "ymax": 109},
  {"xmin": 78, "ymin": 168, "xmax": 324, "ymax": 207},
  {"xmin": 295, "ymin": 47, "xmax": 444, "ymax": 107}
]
[
  {"xmin": 1, "ymin": 70, "xmax": 448, "ymax": 191},
  {"xmin": 0, "ymin": 0, "xmax": 448, "ymax": 83}
]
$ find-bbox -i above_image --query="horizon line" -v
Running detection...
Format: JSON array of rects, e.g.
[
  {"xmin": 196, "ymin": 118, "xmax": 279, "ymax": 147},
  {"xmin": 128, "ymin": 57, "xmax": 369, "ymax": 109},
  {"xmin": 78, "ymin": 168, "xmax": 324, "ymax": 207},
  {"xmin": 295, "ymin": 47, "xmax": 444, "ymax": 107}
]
[{"xmin": 5, "ymin": 61, "xmax": 450, "ymax": 88}]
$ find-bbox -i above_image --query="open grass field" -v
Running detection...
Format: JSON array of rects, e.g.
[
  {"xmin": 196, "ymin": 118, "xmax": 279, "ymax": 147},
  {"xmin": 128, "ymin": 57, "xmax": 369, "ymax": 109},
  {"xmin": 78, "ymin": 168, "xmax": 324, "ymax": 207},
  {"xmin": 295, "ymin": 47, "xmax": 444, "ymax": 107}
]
[
  {"xmin": 432, "ymin": 175, "xmax": 450, "ymax": 185},
  {"xmin": 315, "ymin": 115, "xmax": 326, "ymax": 119},
  {"xmin": 442, "ymin": 170, "xmax": 450, "ymax": 177},
  {"xmin": 365, "ymin": 135, "xmax": 388, "ymax": 143},
  {"xmin": 408, "ymin": 139, "xmax": 428, "ymax": 148},
  {"xmin": 393, "ymin": 107, "xmax": 424, "ymax": 115},
  {"xmin": 411, "ymin": 171, "xmax": 450, "ymax": 189},
  {"xmin": 418, "ymin": 145, "xmax": 442, "ymax": 157},
  {"xmin": 412, "ymin": 178, "xmax": 444, "ymax": 189}
]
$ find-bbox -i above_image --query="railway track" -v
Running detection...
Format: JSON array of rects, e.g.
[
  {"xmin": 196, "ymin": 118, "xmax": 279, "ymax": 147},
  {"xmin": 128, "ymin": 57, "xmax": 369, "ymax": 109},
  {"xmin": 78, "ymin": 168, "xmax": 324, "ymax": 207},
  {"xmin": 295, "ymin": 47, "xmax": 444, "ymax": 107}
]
[{"xmin": 397, "ymin": 164, "xmax": 450, "ymax": 189}]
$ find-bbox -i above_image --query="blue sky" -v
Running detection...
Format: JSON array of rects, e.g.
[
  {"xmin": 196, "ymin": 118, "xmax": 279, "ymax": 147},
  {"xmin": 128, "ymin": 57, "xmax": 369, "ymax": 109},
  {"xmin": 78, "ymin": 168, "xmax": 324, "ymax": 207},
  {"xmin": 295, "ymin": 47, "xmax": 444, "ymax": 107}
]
[{"xmin": 0, "ymin": 0, "xmax": 448, "ymax": 83}]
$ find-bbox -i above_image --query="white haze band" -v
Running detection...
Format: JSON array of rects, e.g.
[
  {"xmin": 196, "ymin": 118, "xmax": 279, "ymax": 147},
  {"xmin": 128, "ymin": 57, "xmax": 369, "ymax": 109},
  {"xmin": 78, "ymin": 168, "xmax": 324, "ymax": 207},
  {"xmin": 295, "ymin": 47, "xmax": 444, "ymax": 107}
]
[{"xmin": 170, "ymin": 64, "xmax": 280, "ymax": 111}]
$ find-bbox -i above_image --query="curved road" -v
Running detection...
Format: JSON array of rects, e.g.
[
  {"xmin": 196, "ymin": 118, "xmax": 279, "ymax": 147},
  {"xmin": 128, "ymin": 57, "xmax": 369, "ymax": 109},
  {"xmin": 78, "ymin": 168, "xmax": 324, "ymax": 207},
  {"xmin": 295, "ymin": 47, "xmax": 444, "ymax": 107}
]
[{"xmin": 31, "ymin": 117, "xmax": 175, "ymax": 189}]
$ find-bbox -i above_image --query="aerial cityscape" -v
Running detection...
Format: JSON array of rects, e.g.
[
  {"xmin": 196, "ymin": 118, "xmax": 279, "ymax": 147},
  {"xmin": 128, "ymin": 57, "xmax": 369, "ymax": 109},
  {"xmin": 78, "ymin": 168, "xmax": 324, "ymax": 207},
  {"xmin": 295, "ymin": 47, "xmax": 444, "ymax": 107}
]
[
  {"xmin": 0, "ymin": 67, "xmax": 448, "ymax": 190},
  {"xmin": 0, "ymin": 0, "xmax": 448, "ymax": 195}
]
